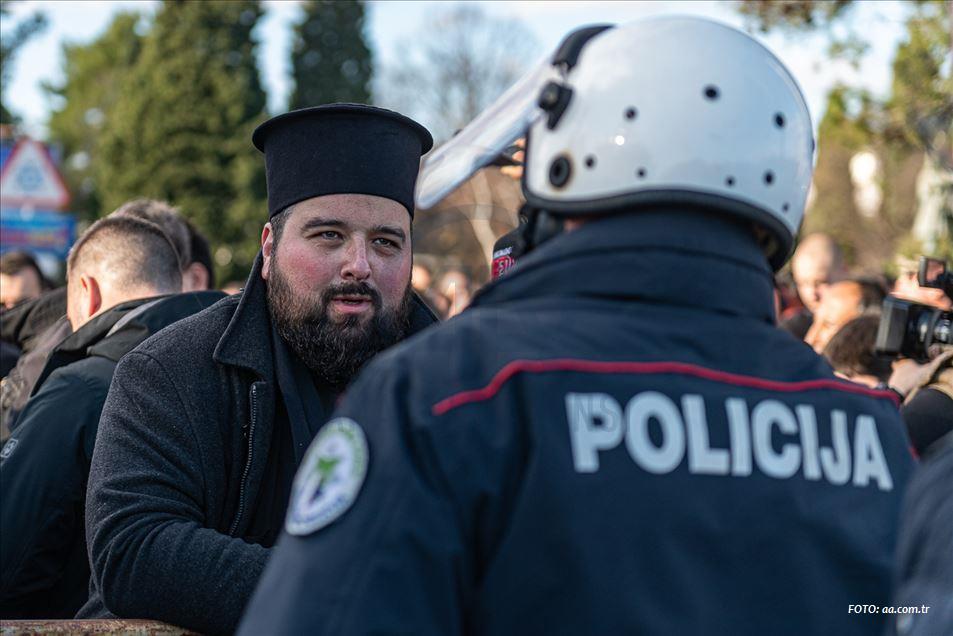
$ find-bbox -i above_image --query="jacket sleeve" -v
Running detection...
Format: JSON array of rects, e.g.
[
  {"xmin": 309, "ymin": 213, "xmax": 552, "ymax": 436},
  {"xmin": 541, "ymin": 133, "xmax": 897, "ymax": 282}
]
[
  {"xmin": 85, "ymin": 350, "xmax": 268, "ymax": 635},
  {"xmin": 238, "ymin": 355, "xmax": 472, "ymax": 636},
  {"xmin": 0, "ymin": 370, "xmax": 103, "ymax": 608}
]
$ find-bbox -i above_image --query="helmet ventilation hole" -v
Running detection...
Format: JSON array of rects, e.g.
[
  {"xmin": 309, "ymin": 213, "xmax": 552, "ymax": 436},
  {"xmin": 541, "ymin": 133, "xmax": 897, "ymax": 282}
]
[
  {"xmin": 774, "ymin": 113, "xmax": 785, "ymax": 128},
  {"xmin": 782, "ymin": 203, "xmax": 790, "ymax": 212},
  {"xmin": 585, "ymin": 155, "xmax": 596, "ymax": 168},
  {"xmin": 703, "ymin": 85, "xmax": 719, "ymax": 100},
  {"xmin": 625, "ymin": 107, "xmax": 638, "ymax": 120},
  {"xmin": 637, "ymin": 168, "xmax": 646, "ymax": 178},
  {"xmin": 548, "ymin": 155, "xmax": 572, "ymax": 188},
  {"xmin": 764, "ymin": 170, "xmax": 774, "ymax": 185},
  {"xmin": 725, "ymin": 176, "xmax": 735, "ymax": 187}
]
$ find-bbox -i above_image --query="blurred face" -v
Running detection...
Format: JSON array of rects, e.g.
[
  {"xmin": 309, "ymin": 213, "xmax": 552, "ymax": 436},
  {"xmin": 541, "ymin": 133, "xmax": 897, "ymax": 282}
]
[
  {"xmin": 262, "ymin": 194, "xmax": 414, "ymax": 385},
  {"xmin": 411, "ymin": 264, "xmax": 432, "ymax": 292},
  {"xmin": 791, "ymin": 256, "xmax": 834, "ymax": 314},
  {"xmin": 0, "ymin": 269, "xmax": 42, "ymax": 309},
  {"xmin": 805, "ymin": 281, "xmax": 862, "ymax": 353}
]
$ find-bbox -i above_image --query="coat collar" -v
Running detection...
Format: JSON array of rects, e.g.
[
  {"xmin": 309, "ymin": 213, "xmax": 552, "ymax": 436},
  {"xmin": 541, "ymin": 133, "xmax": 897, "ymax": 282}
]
[
  {"xmin": 32, "ymin": 297, "xmax": 157, "ymax": 397},
  {"xmin": 213, "ymin": 252, "xmax": 439, "ymax": 378},
  {"xmin": 214, "ymin": 253, "xmax": 275, "ymax": 378},
  {"xmin": 471, "ymin": 208, "xmax": 777, "ymax": 324}
]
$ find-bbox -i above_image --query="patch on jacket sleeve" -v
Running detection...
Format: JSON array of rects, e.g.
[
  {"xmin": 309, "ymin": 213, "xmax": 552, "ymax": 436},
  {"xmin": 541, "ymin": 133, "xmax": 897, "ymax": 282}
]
[
  {"xmin": 286, "ymin": 417, "xmax": 369, "ymax": 536},
  {"xmin": 0, "ymin": 438, "xmax": 18, "ymax": 462}
]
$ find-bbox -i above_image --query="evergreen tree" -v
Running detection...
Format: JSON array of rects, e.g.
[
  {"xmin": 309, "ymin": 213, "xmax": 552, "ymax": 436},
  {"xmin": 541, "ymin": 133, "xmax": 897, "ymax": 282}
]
[
  {"xmin": 95, "ymin": 0, "xmax": 268, "ymax": 282},
  {"xmin": 290, "ymin": 0, "xmax": 372, "ymax": 109},
  {"xmin": 0, "ymin": 1, "xmax": 48, "ymax": 124},
  {"xmin": 46, "ymin": 12, "xmax": 143, "ymax": 221}
]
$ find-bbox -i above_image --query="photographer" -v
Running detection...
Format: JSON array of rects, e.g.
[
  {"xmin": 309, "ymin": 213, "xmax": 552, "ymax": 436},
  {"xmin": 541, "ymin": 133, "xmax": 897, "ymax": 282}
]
[{"xmin": 877, "ymin": 257, "xmax": 953, "ymax": 457}]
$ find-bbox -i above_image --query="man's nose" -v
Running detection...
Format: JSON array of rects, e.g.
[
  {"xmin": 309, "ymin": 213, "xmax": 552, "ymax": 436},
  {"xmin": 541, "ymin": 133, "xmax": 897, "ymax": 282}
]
[{"xmin": 341, "ymin": 239, "xmax": 371, "ymax": 281}]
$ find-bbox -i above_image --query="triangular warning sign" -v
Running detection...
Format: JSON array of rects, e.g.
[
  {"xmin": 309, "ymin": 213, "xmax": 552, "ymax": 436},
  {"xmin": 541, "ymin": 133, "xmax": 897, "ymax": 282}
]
[{"xmin": 0, "ymin": 138, "xmax": 70, "ymax": 210}]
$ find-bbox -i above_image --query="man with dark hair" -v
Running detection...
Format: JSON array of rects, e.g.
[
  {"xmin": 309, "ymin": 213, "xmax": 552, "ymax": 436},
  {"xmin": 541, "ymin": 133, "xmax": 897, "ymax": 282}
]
[
  {"xmin": 1, "ymin": 216, "xmax": 223, "ymax": 618},
  {"xmin": 1, "ymin": 199, "xmax": 195, "ymax": 440},
  {"xmin": 0, "ymin": 251, "xmax": 48, "ymax": 310},
  {"xmin": 80, "ymin": 104, "xmax": 437, "ymax": 634},
  {"xmin": 823, "ymin": 315, "xmax": 893, "ymax": 387},
  {"xmin": 111, "ymin": 198, "xmax": 215, "ymax": 292},
  {"xmin": 111, "ymin": 198, "xmax": 191, "ymax": 270}
]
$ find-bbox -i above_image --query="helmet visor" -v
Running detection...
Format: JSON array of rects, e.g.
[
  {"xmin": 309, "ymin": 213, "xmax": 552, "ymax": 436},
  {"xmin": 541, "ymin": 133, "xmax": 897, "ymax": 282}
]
[{"xmin": 414, "ymin": 57, "xmax": 558, "ymax": 210}]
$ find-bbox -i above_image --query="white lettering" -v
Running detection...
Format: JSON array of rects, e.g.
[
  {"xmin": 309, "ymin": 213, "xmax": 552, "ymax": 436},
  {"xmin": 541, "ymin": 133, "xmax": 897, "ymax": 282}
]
[
  {"xmin": 625, "ymin": 392, "xmax": 685, "ymax": 474},
  {"xmin": 725, "ymin": 398, "xmax": 752, "ymax": 476},
  {"xmin": 752, "ymin": 400, "xmax": 800, "ymax": 478},
  {"xmin": 795, "ymin": 405, "xmax": 822, "ymax": 481},
  {"xmin": 683, "ymin": 394, "xmax": 729, "ymax": 475},
  {"xmin": 820, "ymin": 410, "xmax": 851, "ymax": 485},
  {"xmin": 566, "ymin": 393, "xmax": 624, "ymax": 472},
  {"xmin": 563, "ymin": 391, "xmax": 895, "ymax": 489},
  {"xmin": 852, "ymin": 415, "xmax": 893, "ymax": 491}
]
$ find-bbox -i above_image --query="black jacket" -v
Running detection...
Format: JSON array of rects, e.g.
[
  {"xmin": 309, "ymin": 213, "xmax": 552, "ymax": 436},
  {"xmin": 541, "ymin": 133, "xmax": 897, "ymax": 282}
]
[
  {"xmin": 241, "ymin": 210, "xmax": 914, "ymax": 636},
  {"xmin": 80, "ymin": 256, "xmax": 437, "ymax": 634},
  {"xmin": 0, "ymin": 291, "xmax": 223, "ymax": 619},
  {"xmin": 890, "ymin": 430, "xmax": 953, "ymax": 636}
]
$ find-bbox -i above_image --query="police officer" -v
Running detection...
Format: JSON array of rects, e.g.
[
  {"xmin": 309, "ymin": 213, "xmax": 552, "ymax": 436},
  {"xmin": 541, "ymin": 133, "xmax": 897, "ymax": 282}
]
[{"xmin": 240, "ymin": 18, "xmax": 914, "ymax": 636}]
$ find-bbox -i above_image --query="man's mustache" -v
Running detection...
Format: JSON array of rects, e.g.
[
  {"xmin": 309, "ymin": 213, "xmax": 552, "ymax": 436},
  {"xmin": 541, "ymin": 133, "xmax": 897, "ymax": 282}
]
[{"xmin": 321, "ymin": 281, "xmax": 382, "ymax": 310}]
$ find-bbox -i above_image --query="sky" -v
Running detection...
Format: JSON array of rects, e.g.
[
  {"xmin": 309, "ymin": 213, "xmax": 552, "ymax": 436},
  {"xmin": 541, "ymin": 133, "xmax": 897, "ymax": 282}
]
[{"xmin": 2, "ymin": 0, "xmax": 914, "ymax": 140}]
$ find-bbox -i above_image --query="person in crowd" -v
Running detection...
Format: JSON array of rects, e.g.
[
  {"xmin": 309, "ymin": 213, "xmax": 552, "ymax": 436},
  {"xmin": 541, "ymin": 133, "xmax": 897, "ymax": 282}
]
[
  {"xmin": 0, "ymin": 199, "xmax": 204, "ymax": 442},
  {"xmin": 0, "ymin": 251, "xmax": 49, "ymax": 310},
  {"xmin": 412, "ymin": 257, "xmax": 450, "ymax": 318},
  {"xmin": 240, "ymin": 18, "xmax": 913, "ymax": 636},
  {"xmin": 79, "ymin": 104, "xmax": 438, "ymax": 634},
  {"xmin": 804, "ymin": 277, "xmax": 886, "ymax": 353},
  {"xmin": 781, "ymin": 233, "xmax": 847, "ymax": 338},
  {"xmin": 411, "ymin": 260, "xmax": 433, "ymax": 293},
  {"xmin": 1, "ymin": 216, "xmax": 223, "ymax": 619},
  {"xmin": 822, "ymin": 315, "xmax": 892, "ymax": 387}
]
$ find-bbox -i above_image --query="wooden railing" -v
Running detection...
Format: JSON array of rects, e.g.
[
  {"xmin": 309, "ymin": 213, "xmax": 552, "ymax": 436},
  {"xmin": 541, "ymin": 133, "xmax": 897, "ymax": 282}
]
[{"xmin": 0, "ymin": 620, "xmax": 199, "ymax": 636}]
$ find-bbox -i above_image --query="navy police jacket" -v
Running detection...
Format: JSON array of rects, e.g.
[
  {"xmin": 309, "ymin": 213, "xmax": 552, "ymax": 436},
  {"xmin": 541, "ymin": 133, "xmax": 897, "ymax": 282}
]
[{"xmin": 240, "ymin": 210, "xmax": 914, "ymax": 636}]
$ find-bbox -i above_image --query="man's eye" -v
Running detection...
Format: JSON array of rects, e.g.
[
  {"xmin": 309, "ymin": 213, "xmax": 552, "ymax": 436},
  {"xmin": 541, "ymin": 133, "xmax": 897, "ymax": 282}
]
[
  {"xmin": 373, "ymin": 238, "xmax": 399, "ymax": 248},
  {"xmin": 317, "ymin": 231, "xmax": 342, "ymax": 240}
]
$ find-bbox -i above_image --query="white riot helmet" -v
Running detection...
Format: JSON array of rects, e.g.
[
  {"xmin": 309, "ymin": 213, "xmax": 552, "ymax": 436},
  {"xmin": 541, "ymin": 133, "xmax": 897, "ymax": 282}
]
[{"xmin": 416, "ymin": 16, "xmax": 815, "ymax": 270}]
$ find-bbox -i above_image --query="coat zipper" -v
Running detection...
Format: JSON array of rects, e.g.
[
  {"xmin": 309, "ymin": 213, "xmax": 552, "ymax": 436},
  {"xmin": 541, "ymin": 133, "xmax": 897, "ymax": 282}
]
[{"xmin": 229, "ymin": 383, "xmax": 258, "ymax": 536}]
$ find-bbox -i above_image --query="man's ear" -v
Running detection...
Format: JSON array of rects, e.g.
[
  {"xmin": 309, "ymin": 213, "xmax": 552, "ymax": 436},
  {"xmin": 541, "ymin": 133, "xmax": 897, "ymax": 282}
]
[
  {"xmin": 82, "ymin": 275, "xmax": 102, "ymax": 321},
  {"xmin": 261, "ymin": 223, "xmax": 274, "ymax": 280}
]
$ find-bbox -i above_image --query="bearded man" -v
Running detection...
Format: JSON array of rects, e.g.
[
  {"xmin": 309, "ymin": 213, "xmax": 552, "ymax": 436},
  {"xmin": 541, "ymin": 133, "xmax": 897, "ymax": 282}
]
[{"xmin": 78, "ymin": 105, "xmax": 437, "ymax": 635}]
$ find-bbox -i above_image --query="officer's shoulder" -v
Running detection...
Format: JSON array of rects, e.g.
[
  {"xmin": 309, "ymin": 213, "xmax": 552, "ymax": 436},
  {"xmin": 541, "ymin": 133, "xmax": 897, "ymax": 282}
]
[{"xmin": 356, "ymin": 307, "xmax": 513, "ymax": 406}]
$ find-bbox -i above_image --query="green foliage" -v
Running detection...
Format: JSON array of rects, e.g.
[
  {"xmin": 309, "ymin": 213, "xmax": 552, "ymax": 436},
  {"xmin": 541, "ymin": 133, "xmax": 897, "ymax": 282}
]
[
  {"xmin": 736, "ymin": 0, "xmax": 854, "ymax": 32},
  {"xmin": 93, "ymin": 0, "xmax": 268, "ymax": 282},
  {"xmin": 735, "ymin": 0, "xmax": 952, "ymax": 270},
  {"xmin": 290, "ymin": 0, "xmax": 372, "ymax": 109},
  {"xmin": 45, "ymin": 12, "xmax": 143, "ymax": 221},
  {"xmin": 0, "ymin": 0, "xmax": 48, "ymax": 123},
  {"xmin": 887, "ymin": 0, "xmax": 952, "ymax": 170}
]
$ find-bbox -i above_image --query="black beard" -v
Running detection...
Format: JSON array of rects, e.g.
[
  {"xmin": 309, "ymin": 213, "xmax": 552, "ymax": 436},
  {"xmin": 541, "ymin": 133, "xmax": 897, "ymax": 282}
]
[{"xmin": 267, "ymin": 262, "xmax": 412, "ymax": 387}]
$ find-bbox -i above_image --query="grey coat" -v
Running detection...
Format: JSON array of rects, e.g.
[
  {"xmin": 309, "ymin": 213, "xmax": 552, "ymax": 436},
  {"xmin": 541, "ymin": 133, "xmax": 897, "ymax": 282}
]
[{"xmin": 80, "ymin": 257, "xmax": 437, "ymax": 634}]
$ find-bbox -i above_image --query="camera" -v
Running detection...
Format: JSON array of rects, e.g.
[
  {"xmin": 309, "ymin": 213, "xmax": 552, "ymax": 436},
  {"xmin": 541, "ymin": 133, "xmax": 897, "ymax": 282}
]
[{"xmin": 875, "ymin": 257, "xmax": 953, "ymax": 362}]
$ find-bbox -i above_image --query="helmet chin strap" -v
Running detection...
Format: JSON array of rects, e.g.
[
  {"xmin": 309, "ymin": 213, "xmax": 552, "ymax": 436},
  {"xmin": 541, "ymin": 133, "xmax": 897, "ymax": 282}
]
[{"xmin": 516, "ymin": 206, "xmax": 565, "ymax": 258}]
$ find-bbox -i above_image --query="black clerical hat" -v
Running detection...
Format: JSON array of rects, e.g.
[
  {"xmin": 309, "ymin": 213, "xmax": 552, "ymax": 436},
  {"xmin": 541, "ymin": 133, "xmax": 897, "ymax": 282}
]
[{"xmin": 252, "ymin": 104, "xmax": 433, "ymax": 218}]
